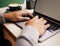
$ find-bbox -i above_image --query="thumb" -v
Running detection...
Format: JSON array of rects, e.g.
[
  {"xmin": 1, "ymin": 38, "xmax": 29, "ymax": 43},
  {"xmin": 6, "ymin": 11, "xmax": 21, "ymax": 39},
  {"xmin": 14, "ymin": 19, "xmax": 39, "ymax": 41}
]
[{"xmin": 32, "ymin": 16, "xmax": 38, "ymax": 20}]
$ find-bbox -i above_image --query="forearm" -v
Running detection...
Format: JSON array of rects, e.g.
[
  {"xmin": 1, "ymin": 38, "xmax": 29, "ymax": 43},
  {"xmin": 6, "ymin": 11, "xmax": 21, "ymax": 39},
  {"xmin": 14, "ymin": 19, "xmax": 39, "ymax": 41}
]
[{"xmin": 16, "ymin": 26, "xmax": 39, "ymax": 46}]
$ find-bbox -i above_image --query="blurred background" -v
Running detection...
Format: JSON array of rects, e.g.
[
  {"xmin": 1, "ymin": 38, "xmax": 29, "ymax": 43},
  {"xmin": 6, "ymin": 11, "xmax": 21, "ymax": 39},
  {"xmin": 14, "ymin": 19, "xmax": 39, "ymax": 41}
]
[
  {"xmin": 0, "ymin": 0, "xmax": 35, "ymax": 9},
  {"xmin": 0, "ymin": 0, "xmax": 24, "ymax": 8}
]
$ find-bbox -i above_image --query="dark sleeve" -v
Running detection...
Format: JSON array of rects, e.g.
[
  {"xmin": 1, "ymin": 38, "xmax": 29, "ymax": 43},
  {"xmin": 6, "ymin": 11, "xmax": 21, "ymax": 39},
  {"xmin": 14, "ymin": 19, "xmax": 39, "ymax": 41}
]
[
  {"xmin": 0, "ymin": 13, "xmax": 5, "ymax": 24},
  {"xmin": 0, "ymin": 15, "xmax": 4, "ymax": 23}
]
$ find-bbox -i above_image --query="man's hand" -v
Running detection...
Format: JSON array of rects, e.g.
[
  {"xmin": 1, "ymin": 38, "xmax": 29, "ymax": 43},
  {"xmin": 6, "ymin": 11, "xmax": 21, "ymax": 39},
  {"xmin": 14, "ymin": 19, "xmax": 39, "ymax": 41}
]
[
  {"xmin": 26, "ymin": 16, "xmax": 50, "ymax": 36},
  {"xmin": 4, "ymin": 10, "xmax": 33, "ymax": 21}
]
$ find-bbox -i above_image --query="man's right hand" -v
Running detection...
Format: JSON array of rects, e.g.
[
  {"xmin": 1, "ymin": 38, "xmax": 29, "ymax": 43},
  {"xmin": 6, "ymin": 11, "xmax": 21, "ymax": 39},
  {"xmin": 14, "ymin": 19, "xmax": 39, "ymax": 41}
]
[{"xmin": 26, "ymin": 16, "xmax": 50, "ymax": 36}]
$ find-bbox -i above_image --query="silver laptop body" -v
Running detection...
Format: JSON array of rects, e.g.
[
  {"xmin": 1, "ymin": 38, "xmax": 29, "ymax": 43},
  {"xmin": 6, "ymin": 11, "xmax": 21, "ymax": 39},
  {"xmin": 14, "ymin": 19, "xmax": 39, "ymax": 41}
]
[{"xmin": 16, "ymin": 0, "xmax": 60, "ymax": 42}]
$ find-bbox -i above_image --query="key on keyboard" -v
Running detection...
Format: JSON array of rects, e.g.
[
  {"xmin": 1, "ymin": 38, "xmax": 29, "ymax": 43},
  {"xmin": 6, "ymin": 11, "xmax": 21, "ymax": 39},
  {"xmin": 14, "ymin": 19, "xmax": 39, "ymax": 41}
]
[{"xmin": 47, "ymin": 22, "xmax": 60, "ymax": 32}]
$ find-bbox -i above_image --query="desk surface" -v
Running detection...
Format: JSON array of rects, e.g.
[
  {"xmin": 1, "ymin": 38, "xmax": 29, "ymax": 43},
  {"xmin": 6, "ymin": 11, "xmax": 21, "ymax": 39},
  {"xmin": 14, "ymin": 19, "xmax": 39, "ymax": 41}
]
[{"xmin": 0, "ymin": 7, "xmax": 60, "ymax": 46}]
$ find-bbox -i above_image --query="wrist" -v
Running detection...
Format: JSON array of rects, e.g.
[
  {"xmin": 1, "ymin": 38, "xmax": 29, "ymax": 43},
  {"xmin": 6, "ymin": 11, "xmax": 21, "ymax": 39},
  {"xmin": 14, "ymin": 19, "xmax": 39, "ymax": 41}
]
[
  {"xmin": 4, "ymin": 12, "xmax": 13, "ymax": 21},
  {"xmin": 4, "ymin": 13, "xmax": 7, "ymax": 20},
  {"xmin": 26, "ymin": 25, "xmax": 40, "ymax": 34}
]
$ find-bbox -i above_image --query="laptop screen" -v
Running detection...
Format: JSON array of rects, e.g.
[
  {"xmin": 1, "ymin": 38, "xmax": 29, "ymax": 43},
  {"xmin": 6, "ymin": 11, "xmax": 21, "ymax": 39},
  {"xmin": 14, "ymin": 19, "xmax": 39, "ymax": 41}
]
[{"xmin": 35, "ymin": 0, "xmax": 60, "ymax": 21}]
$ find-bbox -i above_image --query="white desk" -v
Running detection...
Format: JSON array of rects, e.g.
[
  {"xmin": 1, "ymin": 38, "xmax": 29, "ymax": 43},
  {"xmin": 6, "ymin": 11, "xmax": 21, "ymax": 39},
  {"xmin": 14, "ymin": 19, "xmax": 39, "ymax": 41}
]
[
  {"xmin": 0, "ymin": 7, "xmax": 60, "ymax": 46},
  {"xmin": 38, "ymin": 32, "xmax": 60, "ymax": 46}
]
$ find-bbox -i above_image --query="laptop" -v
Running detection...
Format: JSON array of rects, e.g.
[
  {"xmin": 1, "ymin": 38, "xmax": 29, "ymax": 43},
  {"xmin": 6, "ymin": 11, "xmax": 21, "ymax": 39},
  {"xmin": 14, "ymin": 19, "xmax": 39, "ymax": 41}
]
[{"xmin": 16, "ymin": 0, "xmax": 60, "ymax": 42}]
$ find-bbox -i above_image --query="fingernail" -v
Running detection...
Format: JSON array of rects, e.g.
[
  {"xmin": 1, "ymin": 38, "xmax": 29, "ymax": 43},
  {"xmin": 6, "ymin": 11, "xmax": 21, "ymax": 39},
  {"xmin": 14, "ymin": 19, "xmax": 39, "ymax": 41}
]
[
  {"xmin": 48, "ymin": 24, "xmax": 50, "ymax": 27},
  {"xmin": 27, "ymin": 18, "xmax": 30, "ymax": 19},
  {"xmin": 35, "ymin": 16, "xmax": 38, "ymax": 18}
]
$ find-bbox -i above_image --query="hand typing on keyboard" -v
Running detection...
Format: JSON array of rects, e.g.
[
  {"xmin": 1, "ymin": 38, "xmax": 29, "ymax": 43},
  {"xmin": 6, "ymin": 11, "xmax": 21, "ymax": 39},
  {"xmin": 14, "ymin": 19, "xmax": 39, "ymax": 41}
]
[
  {"xmin": 26, "ymin": 16, "xmax": 50, "ymax": 36},
  {"xmin": 4, "ymin": 10, "xmax": 33, "ymax": 22}
]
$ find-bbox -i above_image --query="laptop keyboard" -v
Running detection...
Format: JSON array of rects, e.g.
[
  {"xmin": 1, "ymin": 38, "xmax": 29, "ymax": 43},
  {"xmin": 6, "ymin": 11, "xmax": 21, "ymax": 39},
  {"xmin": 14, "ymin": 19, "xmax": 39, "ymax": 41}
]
[
  {"xmin": 47, "ymin": 21, "xmax": 60, "ymax": 33},
  {"xmin": 33, "ymin": 14, "xmax": 60, "ymax": 33},
  {"xmin": 16, "ymin": 13, "xmax": 60, "ymax": 33}
]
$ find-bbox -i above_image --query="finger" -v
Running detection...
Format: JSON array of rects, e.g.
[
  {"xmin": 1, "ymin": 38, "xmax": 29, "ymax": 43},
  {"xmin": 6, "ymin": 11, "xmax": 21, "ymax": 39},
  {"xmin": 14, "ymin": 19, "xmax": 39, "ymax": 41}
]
[
  {"xmin": 33, "ymin": 16, "xmax": 38, "ymax": 20},
  {"xmin": 39, "ymin": 18, "xmax": 44, "ymax": 21},
  {"xmin": 43, "ymin": 20, "xmax": 47, "ymax": 24},
  {"xmin": 28, "ymin": 13, "xmax": 33, "ymax": 17},
  {"xmin": 24, "ymin": 13, "xmax": 33, "ymax": 17},
  {"xmin": 45, "ymin": 24, "xmax": 50, "ymax": 29},
  {"xmin": 39, "ymin": 18, "xmax": 45, "ymax": 24},
  {"xmin": 24, "ymin": 10, "xmax": 33, "ymax": 17},
  {"xmin": 18, "ymin": 17, "xmax": 30, "ymax": 21}
]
